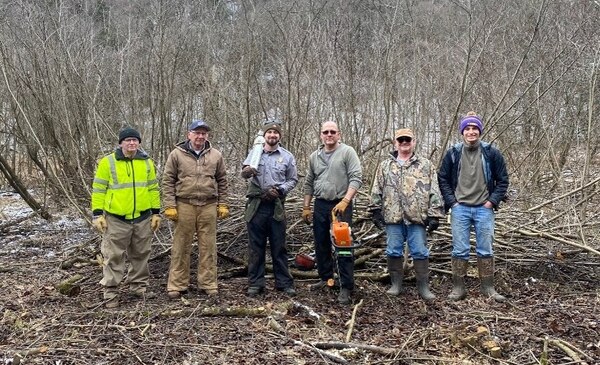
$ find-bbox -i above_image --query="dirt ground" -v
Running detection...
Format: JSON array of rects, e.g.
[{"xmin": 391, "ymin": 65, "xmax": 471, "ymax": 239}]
[{"xmin": 0, "ymin": 192, "xmax": 598, "ymax": 365}]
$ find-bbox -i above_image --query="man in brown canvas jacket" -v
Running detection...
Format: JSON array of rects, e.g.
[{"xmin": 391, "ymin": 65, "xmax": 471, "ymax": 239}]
[{"xmin": 162, "ymin": 119, "xmax": 229, "ymax": 299}]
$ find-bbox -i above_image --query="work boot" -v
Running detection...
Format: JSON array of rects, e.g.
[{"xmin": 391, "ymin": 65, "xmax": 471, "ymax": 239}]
[
  {"xmin": 413, "ymin": 259, "xmax": 436, "ymax": 301},
  {"xmin": 309, "ymin": 278, "xmax": 334, "ymax": 291},
  {"xmin": 204, "ymin": 289, "xmax": 218, "ymax": 296},
  {"xmin": 477, "ymin": 257, "xmax": 506, "ymax": 303},
  {"xmin": 247, "ymin": 286, "xmax": 264, "ymax": 296},
  {"xmin": 131, "ymin": 289, "xmax": 156, "ymax": 299},
  {"xmin": 167, "ymin": 291, "xmax": 182, "ymax": 300},
  {"xmin": 281, "ymin": 287, "xmax": 297, "ymax": 297},
  {"xmin": 386, "ymin": 256, "xmax": 404, "ymax": 295},
  {"xmin": 338, "ymin": 288, "xmax": 351, "ymax": 305},
  {"xmin": 448, "ymin": 257, "xmax": 468, "ymax": 301}
]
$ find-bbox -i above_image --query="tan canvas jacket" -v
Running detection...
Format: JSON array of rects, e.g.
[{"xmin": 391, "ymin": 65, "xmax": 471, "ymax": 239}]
[{"xmin": 162, "ymin": 140, "xmax": 228, "ymax": 208}]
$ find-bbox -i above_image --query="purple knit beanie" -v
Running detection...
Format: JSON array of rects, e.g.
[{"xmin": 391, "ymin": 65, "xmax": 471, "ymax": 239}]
[{"xmin": 459, "ymin": 113, "xmax": 483, "ymax": 134}]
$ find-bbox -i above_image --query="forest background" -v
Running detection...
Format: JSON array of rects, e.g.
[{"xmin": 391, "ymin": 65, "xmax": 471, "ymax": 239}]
[{"xmin": 0, "ymin": 0, "xmax": 598, "ymax": 212}]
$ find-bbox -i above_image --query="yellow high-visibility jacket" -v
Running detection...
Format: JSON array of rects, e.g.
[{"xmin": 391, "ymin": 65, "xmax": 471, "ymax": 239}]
[{"xmin": 91, "ymin": 148, "xmax": 160, "ymax": 219}]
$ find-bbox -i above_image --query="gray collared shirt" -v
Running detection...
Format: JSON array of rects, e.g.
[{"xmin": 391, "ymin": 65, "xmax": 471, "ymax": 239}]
[{"xmin": 243, "ymin": 145, "xmax": 298, "ymax": 195}]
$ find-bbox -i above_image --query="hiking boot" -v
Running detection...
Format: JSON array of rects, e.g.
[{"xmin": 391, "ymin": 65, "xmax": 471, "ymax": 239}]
[
  {"xmin": 105, "ymin": 297, "xmax": 119, "ymax": 309},
  {"xmin": 338, "ymin": 288, "xmax": 351, "ymax": 305},
  {"xmin": 247, "ymin": 286, "xmax": 264, "ymax": 296}
]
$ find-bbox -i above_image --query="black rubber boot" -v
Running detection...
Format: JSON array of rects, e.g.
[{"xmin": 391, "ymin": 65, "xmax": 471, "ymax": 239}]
[
  {"xmin": 448, "ymin": 257, "xmax": 468, "ymax": 301},
  {"xmin": 386, "ymin": 256, "xmax": 404, "ymax": 296},
  {"xmin": 477, "ymin": 257, "xmax": 506, "ymax": 302},
  {"xmin": 413, "ymin": 259, "xmax": 435, "ymax": 301}
]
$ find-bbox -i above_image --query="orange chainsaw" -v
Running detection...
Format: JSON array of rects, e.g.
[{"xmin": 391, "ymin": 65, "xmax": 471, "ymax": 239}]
[{"xmin": 330, "ymin": 212, "xmax": 361, "ymax": 249}]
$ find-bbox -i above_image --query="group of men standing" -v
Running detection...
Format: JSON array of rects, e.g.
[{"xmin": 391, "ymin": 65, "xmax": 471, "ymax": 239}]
[{"xmin": 91, "ymin": 111, "xmax": 508, "ymax": 308}]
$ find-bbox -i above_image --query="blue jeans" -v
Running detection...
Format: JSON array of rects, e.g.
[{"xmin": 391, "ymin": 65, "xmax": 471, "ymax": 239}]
[
  {"xmin": 385, "ymin": 223, "xmax": 429, "ymax": 260},
  {"xmin": 450, "ymin": 203, "xmax": 495, "ymax": 259}
]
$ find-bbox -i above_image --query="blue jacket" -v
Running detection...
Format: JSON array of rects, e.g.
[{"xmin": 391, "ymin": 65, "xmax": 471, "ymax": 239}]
[{"xmin": 438, "ymin": 142, "xmax": 509, "ymax": 212}]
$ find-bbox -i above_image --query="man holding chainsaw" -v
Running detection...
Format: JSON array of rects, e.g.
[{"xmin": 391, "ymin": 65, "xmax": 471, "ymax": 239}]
[
  {"xmin": 370, "ymin": 128, "xmax": 444, "ymax": 301},
  {"xmin": 302, "ymin": 121, "xmax": 362, "ymax": 305},
  {"xmin": 241, "ymin": 119, "xmax": 298, "ymax": 297}
]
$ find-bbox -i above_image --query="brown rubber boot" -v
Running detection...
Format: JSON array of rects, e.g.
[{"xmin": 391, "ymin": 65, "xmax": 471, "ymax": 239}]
[
  {"xmin": 448, "ymin": 258, "xmax": 468, "ymax": 301},
  {"xmin": 413, "ymin": 259, "xmax": 435, "ymax": 301},
  {"xmin": 386, "ymin": 256, "xmax": 404, "ymax": 296},
  {"xmin": 477, "ymin": 257, "xmax": 506, "ymax": 302}
]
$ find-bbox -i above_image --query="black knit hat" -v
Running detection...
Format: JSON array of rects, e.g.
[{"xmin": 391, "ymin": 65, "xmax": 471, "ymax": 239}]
[
  {"xmin": 261, "ymin": 118, "xmax": 283, "ymax": 136},
  {"xmin": 118, "ymin": 127, "xmax": 141, "ymax": 143}
]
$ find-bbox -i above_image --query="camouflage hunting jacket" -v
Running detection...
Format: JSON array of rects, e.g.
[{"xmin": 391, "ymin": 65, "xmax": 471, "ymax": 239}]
[{"xmin": 370, "ymin": 151, "xmax": 445, "ymax": 225}]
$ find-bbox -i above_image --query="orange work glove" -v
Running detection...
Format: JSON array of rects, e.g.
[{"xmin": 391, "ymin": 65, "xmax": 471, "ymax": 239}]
[
  {"xmin": 217, "ymin": 204, "xmax": 230, "ymax": 219},
  {"xmin": 302, "ymin": 206, "xmax": 313, "ymax": 225},
  {"xmin": 164, "ymin": 207, "xmax": 178, "ymax": 221},
  {"xmin": 151, "ymin": 214, "xmax": 161, "ymax": 231},
  {"xmin": 332, "ymin": 198, "xmax": 350, "ymax": 215},
  {"xmin": 92, "ymin": 215, "xmax": 107, "ymax": 233}
]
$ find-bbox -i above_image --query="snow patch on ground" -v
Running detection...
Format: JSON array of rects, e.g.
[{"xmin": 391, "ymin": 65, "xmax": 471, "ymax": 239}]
[{"xmin": 0, "ymin": 190, "xmax": 94, "ymax": 258}]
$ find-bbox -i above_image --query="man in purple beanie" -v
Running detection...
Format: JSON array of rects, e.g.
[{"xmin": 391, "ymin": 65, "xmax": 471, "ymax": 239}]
[{"xmin": 438, "ymin": 112, "xmax": 509, "ymax": 302}]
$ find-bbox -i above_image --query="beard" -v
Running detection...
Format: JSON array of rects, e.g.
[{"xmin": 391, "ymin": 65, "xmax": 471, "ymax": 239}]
[{"xmin": 266, "ymin": 138, "xmax": 279, "ymax": 147}]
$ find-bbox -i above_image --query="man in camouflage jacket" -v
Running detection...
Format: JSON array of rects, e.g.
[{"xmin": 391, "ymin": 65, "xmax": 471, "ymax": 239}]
[{"xmin": 370, "ymin": 128, "xmax": 444, "ymax": 301}]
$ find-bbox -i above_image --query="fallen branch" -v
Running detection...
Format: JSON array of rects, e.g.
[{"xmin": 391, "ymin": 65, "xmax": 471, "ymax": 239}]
[
  {"xmin": 528, "ymin": 176, "xmax": 600, "ymax": 212},
  {"xmin": 161, "ymin": 305, "xmax": 270, "ymax": 317},
  {"xmin": 312, "ymin": 341, "xmax": 396, "ymax": 356},
  {"xmin": 292, "ymin": 339, "xmax": 349, "ymax": 364},
  {"xmin": 345, "ymin": 299, "xmax": 364, "ymax": 342}
]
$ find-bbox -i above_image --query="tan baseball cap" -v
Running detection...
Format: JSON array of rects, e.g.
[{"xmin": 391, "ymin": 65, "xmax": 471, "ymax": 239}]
[{"xmin": 394, "ymin": 128, "xmax": 414, "ymax": 139}]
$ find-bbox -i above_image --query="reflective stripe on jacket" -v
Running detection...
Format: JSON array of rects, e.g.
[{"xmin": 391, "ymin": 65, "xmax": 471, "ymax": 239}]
[{"xmin": 91, "ymin": 148, "xmax": 160, "ymax": 219}]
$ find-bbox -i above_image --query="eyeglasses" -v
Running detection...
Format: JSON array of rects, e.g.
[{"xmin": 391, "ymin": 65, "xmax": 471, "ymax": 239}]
[
  {"xmin": 397, "ymin": 137, "xmax": 412, "ymax": 143},
  {"xmin": 190, "ymin": 130, "xmax": 208, "ymax": 135},
  {"xmin": 123, "ymin": 138, "xmax": 139, "ymax": 143},
  {"xmin": 321, "ymin": 130, "xmax": 338, "ymax": 135}
]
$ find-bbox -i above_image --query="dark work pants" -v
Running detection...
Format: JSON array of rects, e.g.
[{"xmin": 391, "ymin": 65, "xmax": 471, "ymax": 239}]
[
  {"xmin": 313, "ymin": 198, "xmax": 354, "ymax": 290},
  {"xmin": 247, "ymin": 201, "xmax": 294, "ymax": 289}
]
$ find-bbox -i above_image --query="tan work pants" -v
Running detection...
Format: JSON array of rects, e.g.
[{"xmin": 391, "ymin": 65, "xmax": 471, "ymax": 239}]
[
  {"xmin": 100, "ymin": 214, "xmax": 153, "ymax": 299},
  {"xmin": 167, "ymin": 202, "xmax": 218, "ymax": 292}
]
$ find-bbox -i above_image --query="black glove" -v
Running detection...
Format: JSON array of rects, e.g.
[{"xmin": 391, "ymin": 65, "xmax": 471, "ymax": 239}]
[
  {"xmin": 241, "ymin": 166, "xmax": 258, "ymax": 179},
  {"xmin": 262, "ymin": 187, "xmax": 280, "ymax": 201},
  {"xmin": 425, "ymin": 218, "xmax": 439, "ymax": 233},
  {"xmin": 371, "ymin": 209, "xmax": 386, "ymax": 230}
]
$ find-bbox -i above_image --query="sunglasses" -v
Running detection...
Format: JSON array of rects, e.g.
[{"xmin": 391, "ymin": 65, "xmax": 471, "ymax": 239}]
[
  {"xmin": 396, "ymin": 137, "xmax": 412, "ymax": 143},
  {"xmin": 321, "ymin": 130, "xmax": 338, "ymax": 135}
]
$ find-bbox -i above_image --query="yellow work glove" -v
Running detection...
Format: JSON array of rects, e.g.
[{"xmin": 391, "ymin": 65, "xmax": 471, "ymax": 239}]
[
  {"xmin": 302, "ymin": 206, "xmax": 313, "ymax": 225},
  {"xmin": 332, "ymin": 198, "xmax": 350, "ymax": 215},
  {"xmin": 151, "ymin": 214, "xmax": 161, "ymax": 231},
  {"xmin": 217, "ymin": 204, "xmax": 230, "ymax": 219},
  {"xmin": 164, "ymin": 207, "xmax": 178, "ymax": 221},
  {"xmin": 92, "ymin": 215, "xmax": 107, "ymax": 233}
]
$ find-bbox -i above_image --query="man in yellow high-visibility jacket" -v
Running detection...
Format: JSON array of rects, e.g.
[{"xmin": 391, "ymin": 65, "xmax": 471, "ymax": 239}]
[{"xmin": 91, "ymin": 127, "xmax": 161, "ymax": 308}]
